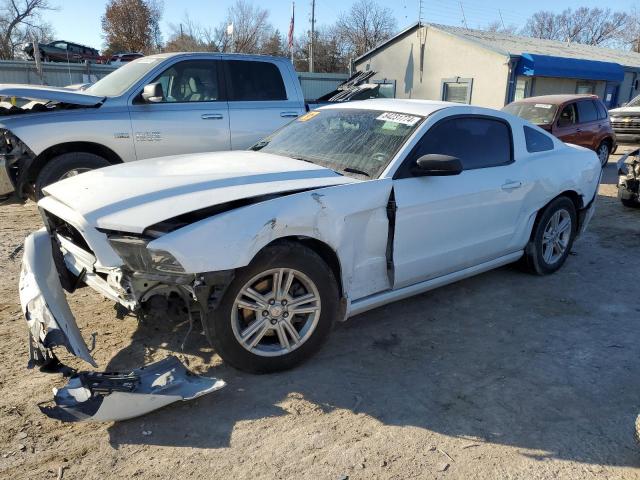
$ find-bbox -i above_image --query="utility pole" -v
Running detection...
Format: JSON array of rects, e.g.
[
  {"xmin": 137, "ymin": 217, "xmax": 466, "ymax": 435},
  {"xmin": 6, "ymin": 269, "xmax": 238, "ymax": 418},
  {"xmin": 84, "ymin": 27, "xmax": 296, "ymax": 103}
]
[
  {"xmin": 309, "ymin": 0, "xmax": 315, "ymax": 72},
  {"xmin": 498, "ymin": 10, "xmax": 506, "ymax": 30}
]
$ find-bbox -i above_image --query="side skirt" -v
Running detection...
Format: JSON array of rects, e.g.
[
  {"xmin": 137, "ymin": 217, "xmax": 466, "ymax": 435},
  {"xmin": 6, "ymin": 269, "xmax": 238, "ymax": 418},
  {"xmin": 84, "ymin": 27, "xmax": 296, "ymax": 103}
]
[{"xmin": 346, "ymin": 250, "xmax": 524, "ymax": 318}]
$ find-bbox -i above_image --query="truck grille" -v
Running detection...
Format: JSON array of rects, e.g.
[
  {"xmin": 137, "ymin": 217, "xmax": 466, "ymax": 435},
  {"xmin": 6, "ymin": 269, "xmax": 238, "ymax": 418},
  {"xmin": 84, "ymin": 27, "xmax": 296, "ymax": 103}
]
[
  {"xmin": 42, "ymin": 210, "xmax": 93, "ymax": 255},
  {"xmin": 611, "ymin": 118, "xmax": 640, "ymax": 130}
]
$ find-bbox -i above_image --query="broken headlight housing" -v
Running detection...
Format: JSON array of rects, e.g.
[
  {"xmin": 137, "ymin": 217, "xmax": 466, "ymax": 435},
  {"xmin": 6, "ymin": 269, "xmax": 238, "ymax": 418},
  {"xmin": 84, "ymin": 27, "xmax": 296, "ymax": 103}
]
[{"xmin": 107, "ymin": 235, "xmax": 185, "ymax": 274}]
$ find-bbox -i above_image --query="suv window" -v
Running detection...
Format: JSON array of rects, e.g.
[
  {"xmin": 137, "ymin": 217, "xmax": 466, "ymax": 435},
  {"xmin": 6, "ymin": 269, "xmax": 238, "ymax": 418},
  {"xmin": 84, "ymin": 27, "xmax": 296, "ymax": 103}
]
[
  {"xmin": 577, "ymin": 100, "xmax": 598, "ymax": 123},
  {"xmin": 595, "ymin": 100, "xmax": 608, "ymax": 120},
  {"xmin": 410, "ymin": 116, "xmax": 512, "ymax": 171},
  {"xmin": 524, "ymin": 126, "xmax": 554, "ymax": 153},
  {"xmin": 149, "ymin": 60, "xmax": 221, "ymax": 103},
  {"xmin": 226, "ymin": 60, "xmax": 286, "ymax": 101},
  {"xmin": 558, "ymin": 103, "xmax": 577, "ymax": 126}
]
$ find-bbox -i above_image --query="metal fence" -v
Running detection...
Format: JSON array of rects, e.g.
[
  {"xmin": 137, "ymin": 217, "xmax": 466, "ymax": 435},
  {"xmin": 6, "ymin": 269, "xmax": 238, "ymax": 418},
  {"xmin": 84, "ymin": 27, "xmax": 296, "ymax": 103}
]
[{"xmin": 0, "ymin": 60, "xmax": 348, "ymax": 99}]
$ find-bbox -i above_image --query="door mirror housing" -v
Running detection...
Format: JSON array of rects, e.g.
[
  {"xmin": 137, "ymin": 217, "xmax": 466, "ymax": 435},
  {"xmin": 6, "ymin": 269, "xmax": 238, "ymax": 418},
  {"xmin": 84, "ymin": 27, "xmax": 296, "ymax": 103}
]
[
  {"xmin": 412, "ymin": 154, "xmax": 463, "ymax": 176},
  {"xmin": 141, "ymin": 82, "xmax": 164, "ymax": 103}
]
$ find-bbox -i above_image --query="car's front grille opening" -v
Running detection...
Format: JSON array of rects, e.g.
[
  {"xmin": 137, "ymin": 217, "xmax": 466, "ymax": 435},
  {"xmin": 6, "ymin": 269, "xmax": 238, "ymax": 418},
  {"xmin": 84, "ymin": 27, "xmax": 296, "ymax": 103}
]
[{"xmin": 43, "ymin": 211, "xmax": 94, "ymax": 255}]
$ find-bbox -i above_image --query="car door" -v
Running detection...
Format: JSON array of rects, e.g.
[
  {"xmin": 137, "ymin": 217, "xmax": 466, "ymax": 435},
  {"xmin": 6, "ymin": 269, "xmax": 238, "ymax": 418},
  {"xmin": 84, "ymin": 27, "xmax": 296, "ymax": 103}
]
[
  {"xmin": 553, "ymin": 102, "xmax": 580, "ymax": 144},
  {"xmin": 224, "ymin": 59, "xmax": 305, "ymax": 150},
  {"xmin": 574, "ymin": 99, "xmax": 601, "ymax": 149},
  {"xmin": 129, "ymin": 59, "xmax": 230, "ymax": 160},
  {"xmin": 391, "ymin": 115, "xmax": 527, "ymax": 289}
]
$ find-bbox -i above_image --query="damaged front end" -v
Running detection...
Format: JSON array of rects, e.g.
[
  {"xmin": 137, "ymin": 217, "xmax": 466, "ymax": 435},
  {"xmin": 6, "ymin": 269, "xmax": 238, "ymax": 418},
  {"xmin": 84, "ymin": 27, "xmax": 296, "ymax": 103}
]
[
  {"xmin": 617, "ymin": 149, "xmax": 640, "ymax": 207},
  {"xmin": 19, "ymin": 229, "xmax": 228, "ymax": 422}
]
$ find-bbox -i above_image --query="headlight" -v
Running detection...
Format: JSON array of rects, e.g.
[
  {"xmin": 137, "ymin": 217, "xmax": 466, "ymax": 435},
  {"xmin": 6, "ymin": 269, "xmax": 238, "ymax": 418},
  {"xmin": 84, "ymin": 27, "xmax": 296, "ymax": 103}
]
[{"xmin": 107, "ymin": 235, "xmax": 185, "ymax": 274}]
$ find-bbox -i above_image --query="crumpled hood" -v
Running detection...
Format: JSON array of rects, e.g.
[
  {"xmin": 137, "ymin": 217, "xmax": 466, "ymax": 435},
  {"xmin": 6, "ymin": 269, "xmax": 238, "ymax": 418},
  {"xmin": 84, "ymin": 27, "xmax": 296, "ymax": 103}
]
[
  {"xmin": 42, "ymin": 151, "xmax": 357, "ymax": 233},
  {"xmin": 0, "ymin": 83, "xmax": 104, "ymax": 106}
]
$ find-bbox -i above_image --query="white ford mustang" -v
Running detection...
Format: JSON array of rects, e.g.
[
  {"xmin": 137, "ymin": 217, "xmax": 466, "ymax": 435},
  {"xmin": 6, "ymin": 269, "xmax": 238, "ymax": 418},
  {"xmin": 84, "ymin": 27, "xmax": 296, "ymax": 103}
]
[{"xmin": 20, "ymin": 99, "xmax": 601, "ymax": 419}]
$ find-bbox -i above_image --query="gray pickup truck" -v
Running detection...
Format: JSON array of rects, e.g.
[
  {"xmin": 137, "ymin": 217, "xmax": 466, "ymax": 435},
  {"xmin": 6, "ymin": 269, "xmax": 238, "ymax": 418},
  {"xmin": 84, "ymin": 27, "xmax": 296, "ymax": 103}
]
[{"xmin": 0, "ymin": 52, "xmax": 307, "ymax": 199}]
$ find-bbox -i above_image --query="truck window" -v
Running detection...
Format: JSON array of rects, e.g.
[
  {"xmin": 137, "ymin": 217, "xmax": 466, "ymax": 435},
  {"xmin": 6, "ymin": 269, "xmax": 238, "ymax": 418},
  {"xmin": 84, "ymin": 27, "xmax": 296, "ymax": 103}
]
[
  {"xmin": 226, "ymin": 60, "xmax": 286, "ymax": 101},
  {"xmin": 149, "ymin": 60, "xmax": 221, "ymax": 103}
]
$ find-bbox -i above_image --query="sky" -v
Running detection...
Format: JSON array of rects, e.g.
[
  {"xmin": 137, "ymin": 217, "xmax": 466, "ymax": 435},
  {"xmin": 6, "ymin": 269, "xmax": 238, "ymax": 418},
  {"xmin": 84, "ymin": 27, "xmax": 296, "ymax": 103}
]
[{"xmin": 45, "ymin": 0, "xmax": 639, "ymax": 52}]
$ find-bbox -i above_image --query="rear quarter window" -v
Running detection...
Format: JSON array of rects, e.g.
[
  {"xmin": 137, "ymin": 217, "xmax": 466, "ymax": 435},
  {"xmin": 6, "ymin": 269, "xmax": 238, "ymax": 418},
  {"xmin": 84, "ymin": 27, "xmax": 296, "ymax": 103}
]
[{"xmin": 524, "ymin": 126, "xmax": 554, "ymax": 153}]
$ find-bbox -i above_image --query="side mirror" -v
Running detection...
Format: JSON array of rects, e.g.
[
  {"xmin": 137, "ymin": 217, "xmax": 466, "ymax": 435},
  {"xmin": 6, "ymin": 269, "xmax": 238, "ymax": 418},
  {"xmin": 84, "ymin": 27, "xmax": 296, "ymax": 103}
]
[
  {"xmin": 412, "ymin": 154, "xmax": 463, "ymax": 176},
  {"xmin": 141, "ymin": 82, "xmax": 164, "ymax": 103}
]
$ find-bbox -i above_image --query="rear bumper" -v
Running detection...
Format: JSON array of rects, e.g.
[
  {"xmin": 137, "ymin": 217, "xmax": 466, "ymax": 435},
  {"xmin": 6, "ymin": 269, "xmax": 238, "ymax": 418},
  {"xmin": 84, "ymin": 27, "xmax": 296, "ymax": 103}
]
[{"xmin": 613, "ymin": 132, "xmax": 640, "ymax": 144}]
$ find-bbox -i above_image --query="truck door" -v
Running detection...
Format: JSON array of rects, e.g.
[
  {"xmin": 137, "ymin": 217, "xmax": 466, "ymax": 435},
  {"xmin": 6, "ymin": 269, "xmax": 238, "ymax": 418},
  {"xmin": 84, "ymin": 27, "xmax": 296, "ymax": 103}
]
[
  {"xmin": 129, "ymin": 59, "xmax": 230, "ymax": 160},
  {"xmin": 223, "ymin": 59, "xmax": 305, "ymax": 150}
]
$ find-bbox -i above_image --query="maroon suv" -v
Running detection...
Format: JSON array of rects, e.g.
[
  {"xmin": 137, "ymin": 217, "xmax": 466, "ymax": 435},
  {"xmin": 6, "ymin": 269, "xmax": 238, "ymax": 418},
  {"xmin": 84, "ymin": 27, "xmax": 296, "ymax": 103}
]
[{"xmin": 503, "ymin": 94, "xmax": 616, "ymax": 167}]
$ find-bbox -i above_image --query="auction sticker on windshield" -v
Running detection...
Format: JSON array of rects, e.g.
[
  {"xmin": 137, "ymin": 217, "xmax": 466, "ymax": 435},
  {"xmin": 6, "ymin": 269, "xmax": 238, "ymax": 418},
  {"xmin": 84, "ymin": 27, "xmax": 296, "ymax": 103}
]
[
  {"xmin": 376, "ymin": 112, "xmax": 421, "ymax": 126},
  {"xmin": 534, "ymin": 104, "xmax": 553, "ymax": 109},
  {"xmin": 298, "ymin": 111, "xmax": 320, "ymax": 122}
]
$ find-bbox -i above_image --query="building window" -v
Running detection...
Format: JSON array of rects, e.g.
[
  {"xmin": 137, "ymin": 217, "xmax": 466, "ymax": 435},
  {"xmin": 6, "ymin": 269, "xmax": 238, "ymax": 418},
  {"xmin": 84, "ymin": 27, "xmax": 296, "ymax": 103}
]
[
  {"xmin": 441, "ymin": 77, "xmax": 473, "ymax": 104},
  {"xmin": 576, "ymin": 81, "xmax": 596, "ymax": 95}
]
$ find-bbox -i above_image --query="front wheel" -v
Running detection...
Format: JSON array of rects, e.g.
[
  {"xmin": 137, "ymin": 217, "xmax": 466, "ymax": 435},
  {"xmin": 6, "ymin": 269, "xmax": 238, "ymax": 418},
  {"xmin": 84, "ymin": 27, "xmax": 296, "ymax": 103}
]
[
  {"xmin": 208, "ymin": 242, "xmax": 340, "ymax": 373},
  {"xmin": 34, "ymin": 152, "xmax": 111, "ymax": 200},
  {"xmin": 521, "ymin": 196, "xmax": 577, "ymax": 275}
]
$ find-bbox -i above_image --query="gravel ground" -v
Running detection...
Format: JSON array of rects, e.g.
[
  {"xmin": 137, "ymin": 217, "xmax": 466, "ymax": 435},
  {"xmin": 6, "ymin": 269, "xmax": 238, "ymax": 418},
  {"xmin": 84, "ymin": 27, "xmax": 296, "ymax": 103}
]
[{"xmin": 0, "ymin": 151, "xmax": 639, "ymax": 480}]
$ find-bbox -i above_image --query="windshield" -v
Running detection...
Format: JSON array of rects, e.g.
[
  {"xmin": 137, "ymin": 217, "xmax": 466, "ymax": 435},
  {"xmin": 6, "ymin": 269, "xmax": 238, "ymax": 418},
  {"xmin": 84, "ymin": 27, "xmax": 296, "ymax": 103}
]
[
  {"xmin": 85, "ymin": 57, "xmax": 164, "ymax": 97},
  {"xmin": 251, "ymin": 109, "xmax": 423, "ymax": 178},
  {"xmin": 626, "ymin": 95, "xmax": 640, "ymax": 107},
  {"xmin": 503, "ymin": 102, "xmax": 558, "ymax": 125}
]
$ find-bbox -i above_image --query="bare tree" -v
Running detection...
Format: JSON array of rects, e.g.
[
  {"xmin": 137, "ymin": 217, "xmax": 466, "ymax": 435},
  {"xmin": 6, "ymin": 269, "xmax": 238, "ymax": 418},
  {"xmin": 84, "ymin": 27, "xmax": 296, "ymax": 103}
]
[
  {"xmin": 334, "ymin": 0, "xmax": 397, "ymax": 58},
  {"xmin": 0, "ymin": 0, "xmax": 53, "ymax": 59},
  {"xmin": 101, "ymin": 0, "xmax": 163, "ymax": 56},
  {"xmin": 484, "ymin": 20, "xmax": 519, "ymax": 36},
  {"xmin": 164, "ymin": 14, "xmax": 217, "ymax": 52},
  {"xmin": 212, "ymin": 0, "xmax": 273, "ymax": 53},
  {"xmin": 522, "ymin": 7, "xmax": 630, "ymax": 47}
]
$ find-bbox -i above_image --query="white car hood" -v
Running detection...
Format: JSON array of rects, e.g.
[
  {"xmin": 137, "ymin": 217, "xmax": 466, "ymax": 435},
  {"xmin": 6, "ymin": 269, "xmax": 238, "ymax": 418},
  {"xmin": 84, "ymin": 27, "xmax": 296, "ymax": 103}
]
[
  {"xmin": 42, "ymin": 151, "xmax": 357, "ymax": 233},
  {"xmin": 0, "ymin": 84, "xmax": 104, "ymax": 106}
]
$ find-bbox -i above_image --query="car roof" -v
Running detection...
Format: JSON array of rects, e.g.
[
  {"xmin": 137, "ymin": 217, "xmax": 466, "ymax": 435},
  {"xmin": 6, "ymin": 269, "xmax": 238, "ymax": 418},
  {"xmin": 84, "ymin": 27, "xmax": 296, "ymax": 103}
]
[{"xmin": 510, "ymin": 94, "xmax": 599, "ymax": 105}]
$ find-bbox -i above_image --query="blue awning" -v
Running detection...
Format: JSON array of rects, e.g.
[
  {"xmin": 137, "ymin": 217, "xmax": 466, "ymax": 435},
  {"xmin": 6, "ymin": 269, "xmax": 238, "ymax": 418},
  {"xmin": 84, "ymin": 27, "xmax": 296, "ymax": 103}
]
[{"xmin": 515, "ymin": 53, "xmax": 624, "ymax": 82}]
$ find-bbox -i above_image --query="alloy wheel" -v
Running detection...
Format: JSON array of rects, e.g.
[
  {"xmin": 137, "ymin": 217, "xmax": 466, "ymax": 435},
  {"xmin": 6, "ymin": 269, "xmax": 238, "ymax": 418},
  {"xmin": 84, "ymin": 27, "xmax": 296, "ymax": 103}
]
[
  {"xmin": 231, "ymin": 268, "xmax": 321, "ymax": 357},
  {"xmin": 541, "ymin": 209, "xmax": 572, "ymax": 265}
]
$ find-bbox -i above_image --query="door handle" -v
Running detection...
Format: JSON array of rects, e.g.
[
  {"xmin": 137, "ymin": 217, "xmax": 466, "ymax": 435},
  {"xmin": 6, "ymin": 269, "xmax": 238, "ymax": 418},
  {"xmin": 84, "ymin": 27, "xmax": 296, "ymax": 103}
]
[
  {"xmin": 280, "ymin": 111, "xmax": 299, "ymax": 118},
  {"xmin": 501, "ymin": 181, "xmax": 522, "ymax": 191},
  {"xmin": 201, "ymin": 113, "xmax": 223, "ymax": 120}
]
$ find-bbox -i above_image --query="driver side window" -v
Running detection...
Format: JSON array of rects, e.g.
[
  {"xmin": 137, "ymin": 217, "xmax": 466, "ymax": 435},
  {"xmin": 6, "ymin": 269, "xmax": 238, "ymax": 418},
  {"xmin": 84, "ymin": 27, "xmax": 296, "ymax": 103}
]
[
  {"xmin": 146, "ymin": 60, "xmax": 221, "ymax": 103},
  {"xmin": 558, "ymin": 103, "xmax": 577, "ymax": 126}
]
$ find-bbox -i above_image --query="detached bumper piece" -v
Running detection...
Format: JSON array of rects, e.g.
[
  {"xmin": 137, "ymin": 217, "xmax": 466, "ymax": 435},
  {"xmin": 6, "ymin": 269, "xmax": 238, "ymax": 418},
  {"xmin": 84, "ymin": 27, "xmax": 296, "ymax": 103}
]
[{"xmin": 39, "ymin": 356, "xmax": 225, "ymax": 422}]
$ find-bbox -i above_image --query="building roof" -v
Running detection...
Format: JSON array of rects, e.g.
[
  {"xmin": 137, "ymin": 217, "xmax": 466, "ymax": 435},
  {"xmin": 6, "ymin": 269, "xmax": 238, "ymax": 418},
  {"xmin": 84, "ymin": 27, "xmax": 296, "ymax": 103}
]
[{"xmin": 355, "ymin": 22, "xmax": 640, "ymax": 70}]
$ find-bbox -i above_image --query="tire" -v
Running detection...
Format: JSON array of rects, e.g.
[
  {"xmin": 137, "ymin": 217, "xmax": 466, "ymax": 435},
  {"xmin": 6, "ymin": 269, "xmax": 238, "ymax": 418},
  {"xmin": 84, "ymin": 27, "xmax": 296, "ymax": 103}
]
[
  {"xmin": 636, "ymin": 414, "xmax": 640, "ymax": 445},
  {"xmin": 621, "ymin": 197, "xmax": 640, "ymax": 208},
  {"xmin": 34, "ymin": 152, "xmax": 111, "ymax": 200},
  {"xmin": 208, "ymin": 242, "xmax": 340, "ymax": 373},
  {"xmin": 521, "ymin": 196, "xmax": 577, "ymax": 275},
  {"xmin": 596, "ymin": 141, "xmax": 610, "ymax": 168}
]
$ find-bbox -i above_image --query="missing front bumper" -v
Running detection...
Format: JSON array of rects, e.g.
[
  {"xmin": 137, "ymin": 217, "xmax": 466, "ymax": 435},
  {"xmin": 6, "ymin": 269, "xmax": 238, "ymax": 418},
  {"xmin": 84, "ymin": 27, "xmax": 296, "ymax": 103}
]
[
  {"xmin": 39, "ymin": 356, "xmax": 225, "ymax": 422},
  {"xmin": 19, "ymin": 230, "xmax": 226, "ymax": 421}
]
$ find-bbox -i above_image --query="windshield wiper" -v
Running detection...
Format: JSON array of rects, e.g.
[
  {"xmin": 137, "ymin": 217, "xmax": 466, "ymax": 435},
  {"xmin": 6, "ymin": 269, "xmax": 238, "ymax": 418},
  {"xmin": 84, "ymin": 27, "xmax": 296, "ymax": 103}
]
[{"xmin": 341, "ymin": 167, "xmax": 370, "ymax": 177}]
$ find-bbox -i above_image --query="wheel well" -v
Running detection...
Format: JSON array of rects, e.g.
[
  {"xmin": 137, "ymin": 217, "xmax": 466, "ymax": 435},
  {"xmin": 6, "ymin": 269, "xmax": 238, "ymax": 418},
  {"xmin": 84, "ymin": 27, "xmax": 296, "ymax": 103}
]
[
  {"xmin": 28, "ymin": 142, "xmax": 123, "ymax": 183},
  {"xmin": 530, "ymin": 190, "xmax": 583, "ymax": 240},
  {"xmin": 599, "ymin": 137, "xmax": 613, "ymax": 149},
  {"xmin": 263, "ymin": 236, "xmax": 344, "ymax": 297}
]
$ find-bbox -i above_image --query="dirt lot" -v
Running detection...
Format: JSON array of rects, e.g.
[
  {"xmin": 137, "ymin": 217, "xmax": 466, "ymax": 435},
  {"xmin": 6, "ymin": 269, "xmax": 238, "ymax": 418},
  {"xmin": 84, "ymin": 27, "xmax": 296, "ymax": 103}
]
[{"xmin": 0, "ymin": 151, "xmax": 639, "ymax": 480}]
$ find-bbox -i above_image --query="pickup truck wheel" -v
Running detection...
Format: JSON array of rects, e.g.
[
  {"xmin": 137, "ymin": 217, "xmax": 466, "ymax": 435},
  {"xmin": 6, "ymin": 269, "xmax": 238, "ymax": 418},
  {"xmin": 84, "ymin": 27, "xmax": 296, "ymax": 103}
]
[
  {"xmin": 35, "ymin": 152, "xmax": 111, "ymax": 200},
  {"xmin": 597, "ymin": 141, "xmax": 610, "ymax": 167},
  {"xmin": 522, "ymin": 197, "xmax": 577, "ymax": 275},
  {"xmin": 208, "ymin": 242, "xmax": 339, "ymax": 374}
]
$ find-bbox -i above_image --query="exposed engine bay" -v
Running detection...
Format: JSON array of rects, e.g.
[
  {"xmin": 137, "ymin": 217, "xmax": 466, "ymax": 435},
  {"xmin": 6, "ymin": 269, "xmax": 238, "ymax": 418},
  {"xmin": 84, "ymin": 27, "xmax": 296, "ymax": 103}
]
[{"xmin": 617, "ymin": 149, "xmax": 640, "ymax": 208}]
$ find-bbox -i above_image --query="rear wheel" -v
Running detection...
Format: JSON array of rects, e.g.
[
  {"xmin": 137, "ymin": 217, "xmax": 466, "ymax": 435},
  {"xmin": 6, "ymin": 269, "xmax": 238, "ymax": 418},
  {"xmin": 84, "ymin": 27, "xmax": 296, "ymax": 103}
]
[
  {"xmin": 521, "ymin": 196, "xmax": 577, "ymax": 275},
  {"xmin": 34, "ymin": 152, "xmax": 111, "ymax": 200},
  {"xmin": 208, "ymin": 242, "xmax": 340, "ymax": 373},
  {"xmin": 597, "ymin": 141, "xmax": 610, "ymax": 168}
]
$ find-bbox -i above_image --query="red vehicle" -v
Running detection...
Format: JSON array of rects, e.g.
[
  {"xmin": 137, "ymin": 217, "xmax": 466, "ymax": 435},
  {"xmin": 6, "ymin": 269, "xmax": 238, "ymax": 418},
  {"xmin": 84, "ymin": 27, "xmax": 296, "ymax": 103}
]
[{"xmin": 503, "ymin": 94, "xmax": 616, "ymax": 167}]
